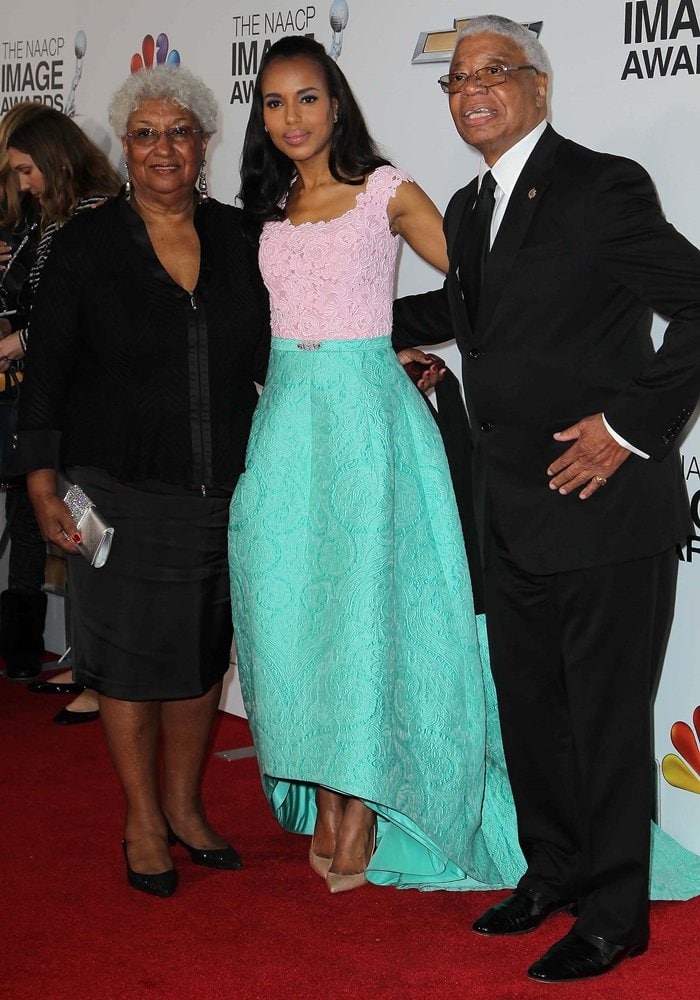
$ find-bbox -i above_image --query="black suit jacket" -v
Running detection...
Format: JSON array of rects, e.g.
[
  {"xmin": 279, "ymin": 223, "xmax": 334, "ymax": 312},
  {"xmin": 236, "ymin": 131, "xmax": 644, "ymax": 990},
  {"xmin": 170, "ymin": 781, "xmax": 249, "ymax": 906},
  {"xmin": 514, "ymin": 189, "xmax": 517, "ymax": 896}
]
[{"xmin": 394, "ymin": 125, "xmax": 700, "ymax": 574}]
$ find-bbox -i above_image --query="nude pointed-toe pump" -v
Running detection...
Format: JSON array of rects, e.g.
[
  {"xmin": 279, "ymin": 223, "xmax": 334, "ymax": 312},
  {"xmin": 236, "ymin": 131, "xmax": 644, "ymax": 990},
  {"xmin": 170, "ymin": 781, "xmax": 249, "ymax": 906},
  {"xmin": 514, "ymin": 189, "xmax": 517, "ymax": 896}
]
[
  {"xmin": 326, "ymin": 868, "xmax": 368, "ymax": 894},
  {"xmin": 325, "ymin": 826, "xmax": 376, "ymax": 894},
  {"xmin": 309, "ymin": 845, "xmax": 333, "ymax": 879}
]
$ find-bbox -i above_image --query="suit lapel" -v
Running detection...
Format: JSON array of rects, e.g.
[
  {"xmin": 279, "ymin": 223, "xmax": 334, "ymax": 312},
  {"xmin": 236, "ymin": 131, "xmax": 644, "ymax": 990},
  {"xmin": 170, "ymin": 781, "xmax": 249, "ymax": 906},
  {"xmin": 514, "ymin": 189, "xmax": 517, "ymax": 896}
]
[
  {"xmin": 477, "ymin": 126, "xmax": 561, "ymax": 331},
  {"xmin": 446, "ymin": 179, "xmax": 478, "ymax": 339}
]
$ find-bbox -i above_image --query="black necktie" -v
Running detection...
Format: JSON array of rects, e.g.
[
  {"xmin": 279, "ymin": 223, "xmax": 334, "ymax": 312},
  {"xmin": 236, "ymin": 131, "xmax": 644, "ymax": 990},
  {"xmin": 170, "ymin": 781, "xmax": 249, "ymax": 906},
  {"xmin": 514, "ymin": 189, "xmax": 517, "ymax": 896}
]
[{"xmin": 460, "ymin": 170, "xmax": 497, "ymax": 327}]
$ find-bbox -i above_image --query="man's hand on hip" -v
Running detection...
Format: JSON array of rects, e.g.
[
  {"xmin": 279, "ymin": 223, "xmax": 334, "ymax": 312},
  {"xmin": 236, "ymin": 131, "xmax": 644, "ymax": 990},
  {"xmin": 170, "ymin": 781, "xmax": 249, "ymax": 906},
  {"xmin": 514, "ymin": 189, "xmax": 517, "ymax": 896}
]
[{"xmin": 547, "ymin": 413, "xmax": 630, "ymax": 499}]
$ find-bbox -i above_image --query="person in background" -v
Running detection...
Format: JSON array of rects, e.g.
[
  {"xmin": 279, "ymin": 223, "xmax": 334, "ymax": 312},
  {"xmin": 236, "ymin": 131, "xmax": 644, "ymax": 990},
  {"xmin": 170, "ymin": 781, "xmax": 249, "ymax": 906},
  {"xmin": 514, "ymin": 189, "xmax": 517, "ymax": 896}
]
[
  {"xmin": 1, "ymin": 105, "xmax": 119, "ymax": 722},
  {"xmin": 1, "ymin": 103, "xmax": 45, "ymax": 681},
  {"xmin": 393, "ymin": 15, "xmax": 700, "ymax": 982},
  {"xmin": 15, "ymin": 66, "xmax": 269, "ymax": 898}
]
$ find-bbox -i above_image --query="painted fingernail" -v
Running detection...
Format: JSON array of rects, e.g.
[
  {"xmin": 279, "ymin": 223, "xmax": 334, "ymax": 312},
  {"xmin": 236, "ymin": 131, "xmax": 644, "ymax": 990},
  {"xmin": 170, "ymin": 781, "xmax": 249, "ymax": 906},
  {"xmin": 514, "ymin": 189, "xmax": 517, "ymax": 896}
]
[{"xmin": 72, "ymin": 533, "xmax": 81, "ymax": 544}]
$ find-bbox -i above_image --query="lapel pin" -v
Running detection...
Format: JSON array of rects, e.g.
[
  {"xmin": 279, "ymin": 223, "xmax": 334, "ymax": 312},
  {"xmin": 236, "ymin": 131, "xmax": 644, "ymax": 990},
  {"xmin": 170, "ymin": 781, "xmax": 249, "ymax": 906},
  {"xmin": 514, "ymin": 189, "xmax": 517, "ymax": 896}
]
[{"xmin": 528, "ymin": 187, "xmax": 537, "ymax": 200}]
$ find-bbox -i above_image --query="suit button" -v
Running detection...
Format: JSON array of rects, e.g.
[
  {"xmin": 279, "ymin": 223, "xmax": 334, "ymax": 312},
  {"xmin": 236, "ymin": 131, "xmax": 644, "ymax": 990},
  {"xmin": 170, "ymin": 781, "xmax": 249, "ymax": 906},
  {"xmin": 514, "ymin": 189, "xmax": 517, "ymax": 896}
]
[
  {"xmin": 481, "ymin": 421, "xmax": 494, "ymax": 432},
  {"xmin": 468, "ymin": 348, "xmax": 481, "ymax": 359}
]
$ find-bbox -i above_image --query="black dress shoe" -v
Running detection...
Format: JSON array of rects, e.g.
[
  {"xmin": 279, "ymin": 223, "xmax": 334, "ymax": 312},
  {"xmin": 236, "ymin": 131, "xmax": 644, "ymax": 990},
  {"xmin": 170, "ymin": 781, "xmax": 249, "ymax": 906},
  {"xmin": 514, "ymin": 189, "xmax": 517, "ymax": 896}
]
[
  {"xmin": 3, "ymin": 664, "xmax": 42, "ymax": 681},
  {"xmin": 29, "ymin": 680, "xmax": 85, "ymax": 695},
  {"xmin": 528, "ymin": 930, "xmax": 648, "ymax": 982},
  {"xmin": 167, "ymin": 825, "xmax": 243, "ymax": 870},
  {"xmin": 52, "ymin": 707, "xmax": 100, "ymax": 725},
  {"xmin": 122, "ymin": 841, "xmax": 178, "ymax": 898},
  {"xmin": 472, "ymin": 889, "xmax": 575, "ymax": 936}
]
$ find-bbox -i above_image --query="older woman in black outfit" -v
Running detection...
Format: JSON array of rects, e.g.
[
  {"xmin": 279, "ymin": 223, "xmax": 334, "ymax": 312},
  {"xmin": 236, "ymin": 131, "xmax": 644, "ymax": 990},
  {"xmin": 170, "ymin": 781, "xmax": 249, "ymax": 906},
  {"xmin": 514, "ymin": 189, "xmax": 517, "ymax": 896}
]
[{"xmin": 16, "ymin": 67, "xmax": 269, "ymax": 897}]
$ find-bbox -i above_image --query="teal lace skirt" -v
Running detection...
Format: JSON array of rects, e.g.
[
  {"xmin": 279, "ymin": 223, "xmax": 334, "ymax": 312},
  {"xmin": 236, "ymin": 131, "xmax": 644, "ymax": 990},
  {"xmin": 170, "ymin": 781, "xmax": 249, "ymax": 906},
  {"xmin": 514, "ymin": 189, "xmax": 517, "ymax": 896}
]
[
  {"xmin": 228, "ymin": 336, "xmax": 700, "ymax": 895},
  {"xmin": 228, "ymin": 336, "xmax": 522, "ymax": 887}
]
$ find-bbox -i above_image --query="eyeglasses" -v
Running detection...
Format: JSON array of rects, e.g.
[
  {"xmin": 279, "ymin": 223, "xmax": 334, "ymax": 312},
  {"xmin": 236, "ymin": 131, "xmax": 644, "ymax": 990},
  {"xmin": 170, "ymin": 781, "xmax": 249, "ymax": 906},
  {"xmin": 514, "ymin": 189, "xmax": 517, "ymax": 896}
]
[
  {"xmin": 125, "ymin": 126, "xmax": 204, "ymax": 146},
  {"xmin": 438, "ymin": 64, "xmax": 537, "ymax": 94}
]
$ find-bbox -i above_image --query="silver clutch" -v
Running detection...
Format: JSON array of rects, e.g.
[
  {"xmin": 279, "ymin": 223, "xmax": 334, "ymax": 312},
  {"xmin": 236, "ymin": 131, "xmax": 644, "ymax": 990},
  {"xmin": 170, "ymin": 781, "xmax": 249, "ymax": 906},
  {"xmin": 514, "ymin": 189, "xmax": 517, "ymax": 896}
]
[{"xmin": 57, "ymin": 473, "xmax": 114, "ymax": 568}]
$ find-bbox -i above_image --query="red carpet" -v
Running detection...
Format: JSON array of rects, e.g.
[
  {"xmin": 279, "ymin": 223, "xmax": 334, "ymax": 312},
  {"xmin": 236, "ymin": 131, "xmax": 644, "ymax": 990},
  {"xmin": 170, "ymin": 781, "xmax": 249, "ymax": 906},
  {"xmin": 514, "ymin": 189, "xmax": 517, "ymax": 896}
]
[{"xmin": 2, "ymin": 672, "xmax": 700, "ymax": 1000}]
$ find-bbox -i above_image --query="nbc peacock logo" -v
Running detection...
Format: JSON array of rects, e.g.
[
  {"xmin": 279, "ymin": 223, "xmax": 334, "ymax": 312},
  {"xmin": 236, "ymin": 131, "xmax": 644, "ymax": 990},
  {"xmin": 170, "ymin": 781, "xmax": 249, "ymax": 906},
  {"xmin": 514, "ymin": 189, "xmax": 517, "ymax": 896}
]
[
  {"xmin": 130, "ymin": 33, "xmax": 180, "ymax": 74},
  {"xmin": 662, "ymin": 706, "xmax": 700, "ymax": 794}
]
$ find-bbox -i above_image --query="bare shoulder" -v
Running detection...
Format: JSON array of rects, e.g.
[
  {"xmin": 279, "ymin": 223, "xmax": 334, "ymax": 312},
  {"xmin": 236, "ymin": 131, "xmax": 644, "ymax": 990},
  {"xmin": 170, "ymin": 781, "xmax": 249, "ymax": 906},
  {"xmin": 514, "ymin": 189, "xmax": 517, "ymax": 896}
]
[{"xmin": 388, "ymin": 177, "xmax": 440, "ymax": 225}]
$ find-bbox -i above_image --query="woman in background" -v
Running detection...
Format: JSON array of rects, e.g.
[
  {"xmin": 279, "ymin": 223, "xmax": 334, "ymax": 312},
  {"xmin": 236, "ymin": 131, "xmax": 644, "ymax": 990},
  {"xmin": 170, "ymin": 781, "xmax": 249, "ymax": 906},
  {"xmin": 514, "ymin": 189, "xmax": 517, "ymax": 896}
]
[
  {"xmin": 1, "ymin": 103, "xmax": 45, "ymax": 681},
  {"xmin": 1, "ymin": 105, "xmax": 119, "ymax": 720}
]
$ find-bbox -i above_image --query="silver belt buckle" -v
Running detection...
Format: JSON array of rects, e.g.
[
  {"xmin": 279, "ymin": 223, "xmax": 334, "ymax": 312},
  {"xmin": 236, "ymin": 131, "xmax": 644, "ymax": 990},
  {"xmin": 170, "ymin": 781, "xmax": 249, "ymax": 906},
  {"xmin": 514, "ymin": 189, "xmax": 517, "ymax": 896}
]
[{"xmin": 297, "ymin": 340, "xmax": 322, "ymax": 351}]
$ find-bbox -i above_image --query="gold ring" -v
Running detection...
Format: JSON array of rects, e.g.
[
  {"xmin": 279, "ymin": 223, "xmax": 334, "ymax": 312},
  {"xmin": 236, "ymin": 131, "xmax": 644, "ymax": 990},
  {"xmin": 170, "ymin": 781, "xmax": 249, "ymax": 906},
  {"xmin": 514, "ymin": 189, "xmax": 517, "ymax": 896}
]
[{"xmin": 593, "ymin": 475, "xmax": 607, "ymax": 486}]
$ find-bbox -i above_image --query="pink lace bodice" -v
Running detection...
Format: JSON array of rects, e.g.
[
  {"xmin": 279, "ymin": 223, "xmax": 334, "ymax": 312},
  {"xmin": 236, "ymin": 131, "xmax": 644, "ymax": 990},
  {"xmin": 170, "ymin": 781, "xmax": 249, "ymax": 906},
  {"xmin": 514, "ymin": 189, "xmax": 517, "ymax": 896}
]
[{"xmin": 259, "ymin": 165, "xmax": 413, "ymax": 341}]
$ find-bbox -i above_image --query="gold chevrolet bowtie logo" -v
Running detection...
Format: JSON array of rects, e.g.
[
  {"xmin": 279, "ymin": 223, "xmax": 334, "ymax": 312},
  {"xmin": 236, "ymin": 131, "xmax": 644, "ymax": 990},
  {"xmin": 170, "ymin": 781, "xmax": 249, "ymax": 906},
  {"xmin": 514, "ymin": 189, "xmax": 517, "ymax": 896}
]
[{"xmin": 412, "ymin": 18, "xmax": 543, "ymax": 64}]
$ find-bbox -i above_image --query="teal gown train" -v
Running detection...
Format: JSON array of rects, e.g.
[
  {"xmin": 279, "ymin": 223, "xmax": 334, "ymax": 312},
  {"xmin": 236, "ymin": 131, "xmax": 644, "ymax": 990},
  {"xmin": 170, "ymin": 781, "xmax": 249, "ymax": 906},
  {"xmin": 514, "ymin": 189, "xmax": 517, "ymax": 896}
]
[{"xmin": 228, "ymin": 166, "xmax": 700, "ymax": 895}]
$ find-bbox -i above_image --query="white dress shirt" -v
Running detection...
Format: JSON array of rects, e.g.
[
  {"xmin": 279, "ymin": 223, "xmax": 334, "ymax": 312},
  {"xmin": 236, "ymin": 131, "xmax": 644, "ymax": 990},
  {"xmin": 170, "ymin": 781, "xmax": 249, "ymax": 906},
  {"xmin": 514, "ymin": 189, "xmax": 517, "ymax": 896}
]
[{"xmin": 475, "ymin": 121, "xmax": 648, "ymax": 459}]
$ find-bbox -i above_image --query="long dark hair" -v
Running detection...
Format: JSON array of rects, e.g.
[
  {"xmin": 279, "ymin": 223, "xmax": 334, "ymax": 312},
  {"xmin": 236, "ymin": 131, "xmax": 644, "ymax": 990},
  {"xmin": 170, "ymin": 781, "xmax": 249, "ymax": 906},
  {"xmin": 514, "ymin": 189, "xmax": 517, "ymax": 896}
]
[
  {"xmin": 5, "ymin": 107, "xmax": 121, "ymax": 227},
  {"xmin": 239, "ymin": 35, "xmax": 389, "ymax": 232},
  {"xmin": 0, "ymin": 103, "xmax": 50, "ymax": 229}
]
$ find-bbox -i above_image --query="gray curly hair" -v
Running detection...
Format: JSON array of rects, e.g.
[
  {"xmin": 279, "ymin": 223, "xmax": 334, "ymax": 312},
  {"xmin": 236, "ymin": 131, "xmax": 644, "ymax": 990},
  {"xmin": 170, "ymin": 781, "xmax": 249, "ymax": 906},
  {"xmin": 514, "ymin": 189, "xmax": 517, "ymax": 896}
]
[
  {"xmin": 456, "ymin": 15, "xmax": 552, "ymax": 78},
  {"xmin": 108, "ymin": 65, "xmax": 218, "ymax": 137}
]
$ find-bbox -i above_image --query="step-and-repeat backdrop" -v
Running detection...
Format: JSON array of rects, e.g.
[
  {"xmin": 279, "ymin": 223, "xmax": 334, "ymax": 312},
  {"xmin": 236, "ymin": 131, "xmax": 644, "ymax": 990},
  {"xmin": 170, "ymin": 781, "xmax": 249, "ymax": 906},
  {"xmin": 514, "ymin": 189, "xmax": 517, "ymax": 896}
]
[{"xmin": 2, "ymin": 1, "xmax": 699, "ymax": 851}]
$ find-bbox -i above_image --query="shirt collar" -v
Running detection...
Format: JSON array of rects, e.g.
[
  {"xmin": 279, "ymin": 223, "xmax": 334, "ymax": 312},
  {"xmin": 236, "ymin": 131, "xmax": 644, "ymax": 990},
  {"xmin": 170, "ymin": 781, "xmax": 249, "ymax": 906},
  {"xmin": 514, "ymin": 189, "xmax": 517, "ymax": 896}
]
[{"xmin": 478, "ymin": 120, "xmax": 547, "ymax": 196}]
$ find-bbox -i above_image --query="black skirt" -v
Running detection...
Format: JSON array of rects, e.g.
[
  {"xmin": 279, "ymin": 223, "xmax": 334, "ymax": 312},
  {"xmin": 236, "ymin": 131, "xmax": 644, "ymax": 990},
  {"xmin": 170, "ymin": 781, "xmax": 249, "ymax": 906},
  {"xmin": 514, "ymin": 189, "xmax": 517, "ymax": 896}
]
[{"xmin": 66, "ymin": 467, "xmax": 233, "ymax": 701}]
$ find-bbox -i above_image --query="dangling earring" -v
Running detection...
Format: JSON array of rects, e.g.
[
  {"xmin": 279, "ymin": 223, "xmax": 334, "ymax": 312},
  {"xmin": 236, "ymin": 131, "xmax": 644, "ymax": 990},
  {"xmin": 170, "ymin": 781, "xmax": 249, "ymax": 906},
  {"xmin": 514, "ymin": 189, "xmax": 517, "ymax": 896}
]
[
  {"xmin": 124, "ymin": 164, "xmax": 131, "ymax": 201},
  {"xmin": 198, "ymin": 160, "xmax": 209, "ymax": 203}
]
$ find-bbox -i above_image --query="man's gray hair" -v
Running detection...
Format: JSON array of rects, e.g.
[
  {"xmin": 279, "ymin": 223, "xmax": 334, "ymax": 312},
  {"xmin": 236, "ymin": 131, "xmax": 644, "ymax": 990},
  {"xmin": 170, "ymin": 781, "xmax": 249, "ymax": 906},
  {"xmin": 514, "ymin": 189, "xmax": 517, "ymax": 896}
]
[
  {"xmin": 456, "ymin": 15, "xmax": 552, "ymax": 78},
  {"xmin": 108, "ymin": 65, "xmax": 218, "ymax": 137}
]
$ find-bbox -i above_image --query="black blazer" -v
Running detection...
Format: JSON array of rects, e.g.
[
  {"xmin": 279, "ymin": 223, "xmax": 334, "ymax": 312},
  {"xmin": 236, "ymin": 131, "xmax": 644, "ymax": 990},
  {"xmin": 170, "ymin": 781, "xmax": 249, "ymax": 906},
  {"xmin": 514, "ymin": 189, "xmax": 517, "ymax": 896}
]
[{"xmin": 394, "ymin": 125, "xmax": 700, "ymax": 573}]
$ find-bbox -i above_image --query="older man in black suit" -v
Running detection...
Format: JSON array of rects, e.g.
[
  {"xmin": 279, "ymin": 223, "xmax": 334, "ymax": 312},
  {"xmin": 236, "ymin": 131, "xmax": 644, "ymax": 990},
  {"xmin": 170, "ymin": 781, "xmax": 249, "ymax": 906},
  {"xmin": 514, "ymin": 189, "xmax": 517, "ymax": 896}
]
[{"xmin": 394, "ymin": 14, "xmax": 700, "ymax": 983}]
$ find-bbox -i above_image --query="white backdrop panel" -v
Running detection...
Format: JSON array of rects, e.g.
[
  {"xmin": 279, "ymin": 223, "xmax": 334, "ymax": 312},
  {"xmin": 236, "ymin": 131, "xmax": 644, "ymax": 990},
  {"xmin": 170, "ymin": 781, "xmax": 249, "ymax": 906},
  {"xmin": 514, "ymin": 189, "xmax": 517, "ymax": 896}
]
[{"xmin": 2, "ymin": 0, "xmax": 699, "ymax": 850}]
